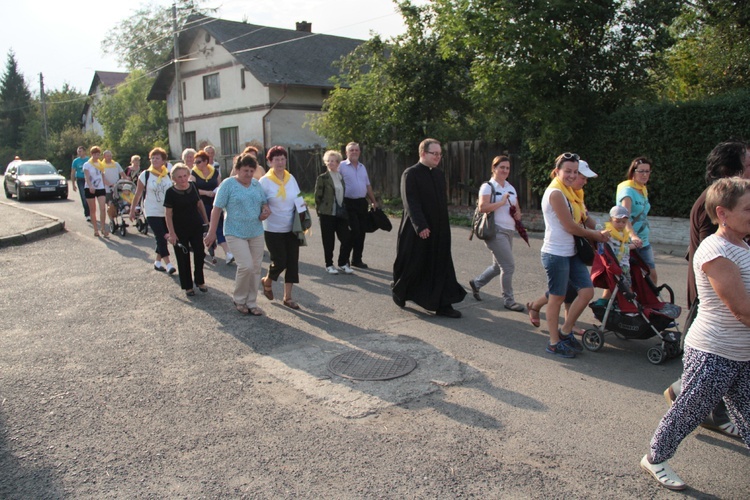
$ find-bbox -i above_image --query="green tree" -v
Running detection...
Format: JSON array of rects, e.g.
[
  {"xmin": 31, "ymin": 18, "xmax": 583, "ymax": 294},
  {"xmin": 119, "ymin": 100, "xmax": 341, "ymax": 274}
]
[
  {"xmin": 47, "ymin": 125, "xmax": 102, "ymax": 177},
  {"xmin": 310, "ymin": 2, "xmax": 475, "ymax": 153},
  {"xmin": 427, "ymin": 0, "xmax": 681, "ymax": 185},
  {"xmin": 661, "ymin": 0, "xmax": 750, "ymax": 99},
  {"xmin": 46, "ymin": 83, "xmax": 86, "ymax": 135},
  {"xmin": 102, "ymin": 0, "xmax": 216, "ymax": 71},
  {"xmin": 95, "ymin": 70, "xmax": 168, "ymax": 162},
  {"xmin": 0, "ymin": 49, "xmax": 33, "ymax": 163}
]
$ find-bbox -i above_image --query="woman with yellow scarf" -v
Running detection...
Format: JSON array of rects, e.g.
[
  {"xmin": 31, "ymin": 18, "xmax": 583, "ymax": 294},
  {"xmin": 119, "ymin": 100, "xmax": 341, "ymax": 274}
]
[
  {"xmin": 190, "ymin": 149, "xmax": 234, "ymax": 265},
  {"xmin": 540, "ymin": 153, "xmax": 610, "ymax": 359},
  {"xmin": 258, "ymin": 146, "xmax": 304, "ymax": 310},
  {"xmin": 616, "ymin": 157, "xmax": 655, "ymax": 282}
]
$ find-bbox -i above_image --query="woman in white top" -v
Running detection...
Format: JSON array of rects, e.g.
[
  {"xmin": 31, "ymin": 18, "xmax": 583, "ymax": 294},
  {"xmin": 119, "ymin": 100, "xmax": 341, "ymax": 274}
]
[
  {"xmin": 128, "ymin": 147, "xmax": 175, "ymax": 274},
  {"xmin": 540, "ymin": 153, "xmax": 609, "ymax": 359},
  {"xmin": 258, "ymin": 146, "xmax": 303, "ymax": 310},
  {"xmin": 468, "ymin": 156, "xmax": 524, "ymax": 311},
  {"xmin": 82, "ymin": 146, "xmax": 108, "ymax": 238},
  {"xmin": 640, "ymin": 177, "xmax": 750, "ymax": 491}
]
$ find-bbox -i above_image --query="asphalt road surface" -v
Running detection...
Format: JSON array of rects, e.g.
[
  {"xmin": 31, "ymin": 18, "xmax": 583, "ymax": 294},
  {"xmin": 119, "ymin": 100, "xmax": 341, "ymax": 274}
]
[{"xmin": 1, "ymin": 195, "xmax": 748, "ymax": 498}]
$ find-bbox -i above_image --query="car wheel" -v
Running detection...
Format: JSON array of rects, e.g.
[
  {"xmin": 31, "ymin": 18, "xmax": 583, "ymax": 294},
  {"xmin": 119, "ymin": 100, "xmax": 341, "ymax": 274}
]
[
  {"xmin": 17, "ymin": 185, "xmax": 26, "ymax": 201},
  {"xmin": 60, "ymin": 190, "xmax": 68, "ymax": 199},
  {"xmin": 4, "ymin": 182, "xmax": 12, "ymax": 199}
]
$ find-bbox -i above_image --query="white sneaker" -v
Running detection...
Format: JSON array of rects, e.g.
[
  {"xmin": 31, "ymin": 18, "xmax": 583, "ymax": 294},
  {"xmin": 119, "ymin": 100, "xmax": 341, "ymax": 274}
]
[
  {"xmin": 339, "ymin": 264, "xmax": 354, "ymax": 275},
  {"xmin": 640, "ymin": 455, "xmax": 687, "ymax": 490},
  {"xmin": 226, "ymin": 253, "xmax": 235, "ymax": 265},
  {"xmin": 326, "ymin": 266, "xmax": 339, "ymax": 275}
]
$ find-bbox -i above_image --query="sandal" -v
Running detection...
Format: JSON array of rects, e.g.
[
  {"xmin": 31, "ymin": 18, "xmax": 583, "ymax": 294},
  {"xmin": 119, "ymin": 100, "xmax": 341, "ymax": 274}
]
[
  {"xmin": 640, "ymin": 455, "xmax": 687, "ymax": 491},
  {"xmin": 701, "ymin": 420, "xmax": 742, "ymax": 439},
  {"xmin": 283, "ymin": 299, "xmax": 300, "ymax": 310},
  {"xmin": 197, "ymin": 285, "xmax": 208, "ymax": 293},
  {"xmin": 527, "ymin": 302, "xmax": 541, "ymax": 327},
  {"xmin": 94, "ymin": 231, "xmax": 100, "ymax": 237},
  {"xmin": 261, "ymin": 277, "xmax": 274, "ymax": 300},
  {"xmin": 233, "ymin": 301, "xmax": 250, "ymax": 315},
  {"xmin": 504, "ymin": 302, "xmax": 525, "ymax": 312},
  {"xmin": 248, "ymin": 307, "xmax": 264, "ymax": 316},
  {"xmin": 185, "ymin": 289, "xmax": 196, "ymax": 297}
]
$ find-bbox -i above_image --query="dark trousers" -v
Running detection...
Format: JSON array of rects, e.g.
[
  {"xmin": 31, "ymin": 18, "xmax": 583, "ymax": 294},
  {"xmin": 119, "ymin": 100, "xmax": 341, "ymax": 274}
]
[
  {"xmin": 264, "ymin": 231, "xmax": 300, "ymax": 283},
  {"xmin": 319, "ymin": 214, "xmax": 352, "ymax": 267},
  {"xmin": 345, "ymin": 197, "xmax": 368, "ymax": 264},
  {"xmin": 76, "ymin": 178, "xmax": 89, "ymax": 217},
  {"xmin": 173, "ymin": 228, "xmax": 206, "ymax": 290},
  {"xmin": 146, "ymin": 216, "xmax": 170, "ymax": 258}
]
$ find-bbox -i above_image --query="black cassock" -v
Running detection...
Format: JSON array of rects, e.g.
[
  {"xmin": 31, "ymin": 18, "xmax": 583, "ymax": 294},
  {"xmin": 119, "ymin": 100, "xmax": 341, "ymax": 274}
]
[{"xmin": 392, "ymin": 162, "xmax": 466, "ymax": 311}]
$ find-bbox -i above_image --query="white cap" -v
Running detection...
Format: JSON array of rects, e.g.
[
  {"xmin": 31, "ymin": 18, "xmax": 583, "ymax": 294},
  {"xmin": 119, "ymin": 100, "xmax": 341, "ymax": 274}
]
[
  {"xmin": 578, "ymin": 160, "xmax": 597, "ymax": 178},
  {"xmin": 609, "ymin": 205, "xmax": 630, "ymax": 219}
]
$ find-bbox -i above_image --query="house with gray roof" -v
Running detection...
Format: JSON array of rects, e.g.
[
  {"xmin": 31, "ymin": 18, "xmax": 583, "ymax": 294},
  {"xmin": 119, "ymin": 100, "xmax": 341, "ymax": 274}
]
[
  {"xmin": 148, "ymin": 15, "xmax": 363, "ymax": 162},
  {"xmin": 82, "ymin": 71, "xmax": 129, "ymax": 136}
]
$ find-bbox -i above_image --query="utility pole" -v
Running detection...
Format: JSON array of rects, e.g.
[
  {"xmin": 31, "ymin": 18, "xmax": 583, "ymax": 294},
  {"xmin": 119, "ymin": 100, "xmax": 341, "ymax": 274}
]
[
  {"xmin": 172, "ymin": 3, "xmax": 185, "ymax": 153},
  {"xmin": 39, "ymin": 73, "xmax": 49, "ymax": 142}
]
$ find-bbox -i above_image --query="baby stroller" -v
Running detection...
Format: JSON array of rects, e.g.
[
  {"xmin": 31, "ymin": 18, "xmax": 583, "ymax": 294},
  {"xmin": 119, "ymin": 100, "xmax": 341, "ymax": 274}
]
[
  {"xmin": 583, "ymin": 245, "xmax": 682, "ymax": 364},
  {"xmin": 109, "ymin": 179, "xmax": 138, "ymax": 236}
]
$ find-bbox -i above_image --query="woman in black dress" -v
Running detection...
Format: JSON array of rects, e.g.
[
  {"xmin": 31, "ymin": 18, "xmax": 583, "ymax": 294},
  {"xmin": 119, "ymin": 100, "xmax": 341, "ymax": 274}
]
[{"xmin": 164, "ymin": 164, "xmax": 210, "ymax": 296}]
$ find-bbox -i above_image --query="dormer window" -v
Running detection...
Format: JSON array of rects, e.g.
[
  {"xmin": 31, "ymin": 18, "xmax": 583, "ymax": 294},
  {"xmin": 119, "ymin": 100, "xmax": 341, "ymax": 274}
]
[{"xmin": 203, "ymin": 73, "xmax": 220, "ymax": 99}]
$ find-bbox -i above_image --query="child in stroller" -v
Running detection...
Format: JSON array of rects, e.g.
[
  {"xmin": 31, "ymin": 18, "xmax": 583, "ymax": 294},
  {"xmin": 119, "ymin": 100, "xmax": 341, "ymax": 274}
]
[
  {"xmin": 585, "ymin": 241, "xmax": 682, "ymax": 364},
  {"xmin": 108, "ymin": 179, "xmax": 143, "ymax": 236}
]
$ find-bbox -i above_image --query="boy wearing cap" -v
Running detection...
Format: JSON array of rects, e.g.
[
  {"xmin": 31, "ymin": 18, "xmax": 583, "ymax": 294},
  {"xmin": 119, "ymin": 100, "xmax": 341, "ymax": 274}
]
[{"xmin": 605, "ymin": 205, "xmax": 634, "ymax": 289}]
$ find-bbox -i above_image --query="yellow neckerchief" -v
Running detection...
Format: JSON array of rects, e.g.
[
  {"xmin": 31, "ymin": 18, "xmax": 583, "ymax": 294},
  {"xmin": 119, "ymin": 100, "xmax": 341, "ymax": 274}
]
[
  {"xmin": 605, "ymin": 221, "xmax": 631, "ymax": 261},
  {"xmin": 100, "ymin": 159, "xmax": 117, "ymax": 169},
  {"xmin": 550, "ymin": 177, "xmax": 585, "ymax": 224},
  {"xmin": 263, "ymin": 168, "xmax": 291, "ymax": 199},
  {"xmin": 147, "ymin": 165, "xmax": 169, "ymax": 184},
  {"xmin": 618, "ymin": 179, "xmax": 648, "ymax": 199},
  {"xmin": 192, "ymin": 164, "xmax": 215, "ymax": 181},
  {"xmin": 93, "ymin": 159, "xmax": 106, "ymax": 173}
]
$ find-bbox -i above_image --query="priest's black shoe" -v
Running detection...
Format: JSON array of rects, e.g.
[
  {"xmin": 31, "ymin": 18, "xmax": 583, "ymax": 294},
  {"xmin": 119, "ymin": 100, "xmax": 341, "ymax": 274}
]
[
  {"xmin": 436, "ymin": 306, "xmax": 461, "ymax": 318},
  {"xmin": 392, "ymin": 292, "xmax": 405, "ymax": 308},
  {"xmin": 351, "ymin": 261, "xmax": 369, "ymax": 269}
]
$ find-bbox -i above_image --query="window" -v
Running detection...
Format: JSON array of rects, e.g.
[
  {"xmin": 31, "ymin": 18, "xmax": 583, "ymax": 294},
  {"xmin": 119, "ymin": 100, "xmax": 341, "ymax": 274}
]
[
  {"xmin": 220, "ymin": 127, "xmax": 239, "ymax": 156},
  {"xmin": 241, "ymin": 69, "xmax": 246, "ymax": 90},
  {"xmin": 203, "ymin": 73, "xmax": 220, "ymax": 99},
  {"xmin": 183, "ymin": 131, "xmax": 196, "ymax": 150},
  {"xmin": 182, "ymin": 81, "xmax": 186, "ymax": 100}
]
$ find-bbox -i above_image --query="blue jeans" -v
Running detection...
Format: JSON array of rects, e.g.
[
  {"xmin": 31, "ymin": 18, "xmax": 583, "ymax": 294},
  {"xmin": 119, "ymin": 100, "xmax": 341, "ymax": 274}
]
[
  {"xmin": 541, "ymin": 252, "xmax": 592, "ymax": 297},
  {"xmin": 76, "ymin": 178, "xmax": 89, "ymax": 217}
]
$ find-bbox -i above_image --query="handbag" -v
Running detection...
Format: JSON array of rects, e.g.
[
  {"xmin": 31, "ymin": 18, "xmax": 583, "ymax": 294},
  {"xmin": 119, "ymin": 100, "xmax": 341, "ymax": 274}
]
[
  {"xmin": 574, "ymin": 235, "xmax": 595, "ymax": 266},
  {"xmin": 365, "ymin": 206, "xmax": 392, "ymax": 233},
  {"xmin": 470, "ymin": 183, "xmax": 496, "ymax": 241}
]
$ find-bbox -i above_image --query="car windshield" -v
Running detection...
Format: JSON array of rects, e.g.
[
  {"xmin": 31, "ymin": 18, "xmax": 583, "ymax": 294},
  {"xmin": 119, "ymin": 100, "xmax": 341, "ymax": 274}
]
[{"xmin": 18, "ymin": 164, "xmax": 56, "ymax": 175}]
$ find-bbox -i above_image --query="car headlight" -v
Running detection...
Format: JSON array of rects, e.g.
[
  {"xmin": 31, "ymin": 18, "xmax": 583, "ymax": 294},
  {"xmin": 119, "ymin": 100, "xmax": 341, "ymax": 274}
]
[
  {"xmin": 60, "ymin": 179, "xmax": 67, "ymax": 186},
  {"xmin": 21, "ymin": 180, "xmax": 34, "ymax": 187}
]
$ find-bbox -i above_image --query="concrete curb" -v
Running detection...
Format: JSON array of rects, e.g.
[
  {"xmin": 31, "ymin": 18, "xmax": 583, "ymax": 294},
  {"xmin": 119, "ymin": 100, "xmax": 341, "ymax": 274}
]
[{"xmin": 0, "ymin": 201, "xmax": 66, "ymax": 248}]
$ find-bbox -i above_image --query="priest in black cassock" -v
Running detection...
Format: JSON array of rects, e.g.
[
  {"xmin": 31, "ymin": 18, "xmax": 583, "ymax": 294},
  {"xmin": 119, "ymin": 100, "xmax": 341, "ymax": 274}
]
[{"xmin": 391, "ymin": 138, "xmax": 467, "ymax": 318}]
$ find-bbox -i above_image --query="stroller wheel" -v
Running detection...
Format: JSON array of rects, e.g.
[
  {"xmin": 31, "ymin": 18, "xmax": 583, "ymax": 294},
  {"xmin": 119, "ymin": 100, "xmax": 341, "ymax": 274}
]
[
  {"xmin": 109, "ymin": 221, "xmax": 116, "ymax": 234},
  {"xmin": 119, "ymin": 225, "xmax": 127, "ymax": 236},
  {"xmin": 582, "ymin": 329, "xmax": 604, "ymax": 352},
  {"xmin": 647, "ymin": 346, "xmax": 666, "ymax": 365}
]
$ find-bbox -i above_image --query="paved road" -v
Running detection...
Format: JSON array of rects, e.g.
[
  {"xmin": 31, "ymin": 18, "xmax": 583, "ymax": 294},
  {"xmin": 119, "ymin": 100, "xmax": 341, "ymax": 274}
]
[{"xmin": 1, "ymin": 195, "xmax": 747, "ymax": 498}]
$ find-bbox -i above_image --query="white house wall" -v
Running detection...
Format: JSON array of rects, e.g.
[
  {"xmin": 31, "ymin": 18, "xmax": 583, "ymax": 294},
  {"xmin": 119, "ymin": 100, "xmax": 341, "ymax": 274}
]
[{"xmin": 165, "ymin": 27, "xmax": 330, "ymax": 156}]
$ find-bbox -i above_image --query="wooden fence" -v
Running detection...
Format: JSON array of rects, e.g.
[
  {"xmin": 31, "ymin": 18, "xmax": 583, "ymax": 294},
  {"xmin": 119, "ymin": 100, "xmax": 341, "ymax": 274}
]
[{"xmin": 260, "ymin": 140, "xmax": 536, "ymax": 210}]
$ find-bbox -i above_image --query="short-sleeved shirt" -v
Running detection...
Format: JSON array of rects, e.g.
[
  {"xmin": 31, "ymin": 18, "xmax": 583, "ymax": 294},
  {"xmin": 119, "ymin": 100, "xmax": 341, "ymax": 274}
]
[
  {"xmin": 340, "ymin": 160, "xmax": 370, "ymax": 199},
  {"xmin": 83, "ymin": 162, "xmax": 104, "ymax": 190},
  {"xmin": 480, "ymin": 179, "xmax": 517, "ymax": 231},
  {"xmin": 71, "ymin": 156, "xmax": 88, "ymax": 179},
  {"xmin": 686, "ymin": 234, "xmax": 750, "ymax": 361},
  {"xmin": 192, "ymin": 168, "xmax": 220, "ymax": 207},
  {"xmin": 164, "ymin": 183, "xmax": 203, "ymax": 235},
  {"xmin": 259, "ymin": 174, "xmax": 301, "ymax": 233},
  {"xmin": 138, "ymin": 169, "xmax": 173, "ymax": 218},
  {"xmin": 214, "ymin": 177, "xmax": 267, "ymax": 239},
  {"xmin": 616, "ymin": 184, "xmax": 651, "ymax": 247},
  {"xmin": 101, "ymin": 162, "xmax": 124, "ymax": 192}
]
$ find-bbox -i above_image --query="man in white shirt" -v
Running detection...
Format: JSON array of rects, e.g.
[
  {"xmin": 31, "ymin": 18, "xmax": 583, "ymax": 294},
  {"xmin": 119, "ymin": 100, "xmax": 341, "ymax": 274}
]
[{"xmin": 340, "ymin": 142, "xmax": 378, "ymax": 269}]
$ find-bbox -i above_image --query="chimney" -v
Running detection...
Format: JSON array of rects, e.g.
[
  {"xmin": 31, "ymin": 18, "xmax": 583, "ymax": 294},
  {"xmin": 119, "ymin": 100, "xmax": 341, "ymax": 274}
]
[{"xmin": 296, "ymin": 21, "xmax": 312, "ymax": 32}]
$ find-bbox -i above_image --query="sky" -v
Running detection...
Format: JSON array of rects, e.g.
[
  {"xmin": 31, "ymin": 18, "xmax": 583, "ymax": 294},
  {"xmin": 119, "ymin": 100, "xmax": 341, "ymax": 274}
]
[{"xmin": 1, "ymin": 0, "xmax": 417, "ymax": 96}]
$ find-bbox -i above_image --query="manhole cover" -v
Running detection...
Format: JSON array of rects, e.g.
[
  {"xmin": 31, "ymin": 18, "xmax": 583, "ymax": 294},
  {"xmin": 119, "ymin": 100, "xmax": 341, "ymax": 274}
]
[{"xmin": 328, "ymin": 349, "xmax": 417, "ymax": 381}]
